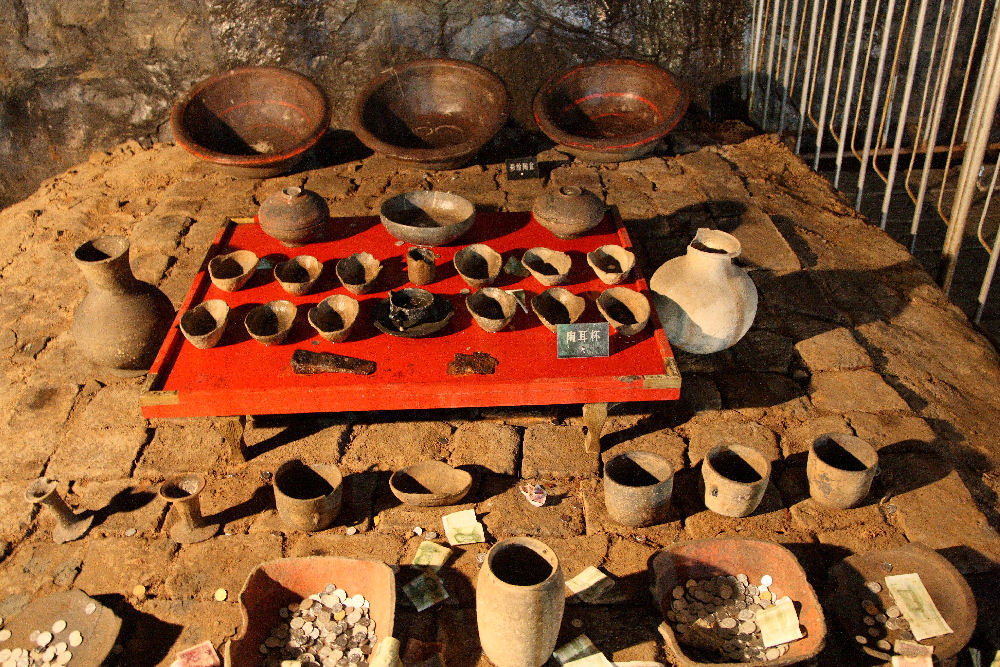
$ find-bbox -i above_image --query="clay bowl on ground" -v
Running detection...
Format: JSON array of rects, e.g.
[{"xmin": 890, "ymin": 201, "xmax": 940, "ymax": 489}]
[
  {"xmin": 522, "ymin": 247, "xmax": 572, "ymax": 286},
  {"xmin": 308, "ymin": 295, "xmax": 360, "ymax": 342},
  {"xmin": 587, "ymin": 244, "xmax": 635, "ymax": 284},
  {"xmin": 596, "ymin": 287, "xmax": 650, "ymax": 336},
  {"xmin": 225, "ymin": 557, "xmax": 395, "ymax": 666},
  {"xmin": 336, "ymin": 252, "xmax": 382, "ymax": 294},
  {"xmin": 454, "ymin": 243, "xmax": 502, "ymax": 288},
  {"xmin": 534, "ymin": 59, "xmax": 689, "ymax": 163},
  {"xmin": 208, "ymin": 250, "xmax": 258, "ymax": 292},
  {"xmin": 380, "ymin": 191, "xmax": 475, "ymax": 246},
  {"xmin": 245, "ymin": 300, "xmax": 297, "ymax": 345},
  {"xmin": 389, "ymin": 461, "xmax": 473, "ymax": 506},
  {"xmin": 531, "ymin": 288, "xmax": 586, "ymax": 333},
  {"xmin": 171, "ymin": 66, "xmax": 331, "ymax": 177},
  {"xmin": 651, "ymin": 538, "xmax": 826, "ymax": 667},
  {"xmin": 274, "ymin": 255, "xmax": 322, "ymax": 295},
  {"xmin": 179, "ymin": 299, "xmax": 231, "ymax": 349},
  {"xmin": 466, "ymin": 287, "xmax": 518, "ymax": 333},
  {"xmin": 351, "ymin": 58, "xmax": 510, "ymax": 170}
]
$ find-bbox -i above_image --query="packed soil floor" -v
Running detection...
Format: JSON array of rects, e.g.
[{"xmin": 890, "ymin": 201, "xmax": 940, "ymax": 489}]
[{"xmin": 0, "ymin": 127, "xmax": 998, "ymax": 666}]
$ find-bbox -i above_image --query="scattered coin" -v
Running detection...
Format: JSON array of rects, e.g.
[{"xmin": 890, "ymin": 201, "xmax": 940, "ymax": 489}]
[
  {"xmin": 125, "ymin": 528, "xmax": 137, "ymax": 537},
  {"xmin": 863, "ymin": 616, "xmax": 876, "ymax": 626},
  {"xmin": 345, "ymin": 527, "xmax": 357, "ymax": 536},
  {"xmin": 424, "ymin": 532, "xmax": 438, "ymax": 540},
  {"xmin": 68, "ymin": 631, "xmax": 82, "ymax": 647},
  {"xmin": 854, "ymin": 635, "xmax": 868, "ymax": 645},
  {"xmin": 215, "ymin": 588, "xmax": 228, "ymax": 602},
  {"xmin": 57, "ymin": 651, "xmax": 72, "ymax": 665},
  {"xmin": 864, "ymin": 581, "xmax": 882, "ymax": 594},
  {"xmin": 876, "ymin": 639, "xmax": 892, "ymax": 651},
  {"xmin": 760, "ymin": 575, "xmax": 773, "ymax": 588},
  {"xmin": 0, "ymin": 630, "xmax": 9, "ymax": 642},
  {"xmin": 862, "ymin": 599, "xmax": 879, "ymax": 615},
  {"xmin": 132, "ymin": 584, "xmax": 147, "ymax": 598},
  {"xmin": 886, "ymin": 606, "xmax": 901, "ymax": 618},
  {"xmin": 51, "ymin": 620, "xmax": 66, "ymax": 634},
  {"xmin": 36, "ymin": 631, "xmax": 52, "ymax": 647}
]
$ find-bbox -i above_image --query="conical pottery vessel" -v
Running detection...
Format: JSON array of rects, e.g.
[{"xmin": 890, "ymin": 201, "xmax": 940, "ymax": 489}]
[
  {"xmin": 477, "ymin": 537, "xmax": 564, "ymax": 667},
  {"xmin": 596, "ymin": 287, "xmax": 650, "ymax": 336},
  {"xmin": 587, "ymin": 244, "xmax": 635, "ymax": 284},
  {"xmin": 274, "ymin": 255, "xmax": 322, "ymax": 295},
  {"xmin": 336, "ymin": 252, "xmax": 382, "ymax": 294},
  {"xmin": 308, "ymin": 295, "xmax": 360, "ymax": 342},
  {"xmin": 258, "ymin": 186, "xmax": 329, "ymax": 247},
  {"xmin": 650, "ymin": 228, "xmax": 757, "ymax": 354},
  {"xmin": 531, "ymin": 288, "xmax": 585, "ymax": 333},
  {"xmin": 208, "ymin": 250, "xmax": 258, "ymax": 292},
  {"xmin": 522, "ymin": 248, "xmax": 571, "ymax": 286},
  {"xmin": 467, "ymin": 287, "xmax": 517, "ymax": 332},
  {"xmin": 245, "ymin": 300, "xmax": 297, "ymax": 345},
  {"xmin": 179, "ymin": 299, "xmax": 230, "ymax": 349},
  {"xmin": 72, "ymin": 236, "xmax": 175, "ymax": 375},
  {"xmin": 454, "ymin": 244, "xmax": 502, "ymax": 288}
]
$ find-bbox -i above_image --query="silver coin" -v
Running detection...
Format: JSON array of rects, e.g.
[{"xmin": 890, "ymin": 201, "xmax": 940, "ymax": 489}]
[
  {"xmin": 738, "ymin": 608, "xmax": 755, "ymax": 621},
  {"xmin": 885, "ymin": 618, "xmax": 900, "ymax": 631},
  {"xmin": 877, "ymin": 639, "xmax": 892, "ymax": 651},
  {"xmin": 291, "ymin": 618, "xmax": 305, "ymax": 630},
  {"xmin": 37, "ymin": 632, "xmax": 53, "ymax": 647},
  {"xmin": 863, "ymin": 616, "xmax": 876, "ymax": 626},
  {"xmin": 325, "ymin": 584, "xmax": 337, "ymax": 594},
  {"xmin": 862, "ymin": 599, "xmax": 879, "ymax": 615},
  {"xmin": 737, "ymin": 573, "xmax": 749, "ymax": 585},
  {"xmin": 739, "ymin": 621, "xmax": 756, "ymax": 634},
  {"xmin": 876, "ymin": 613, "xmax": 887, "ymax": 623},
  {"xmin": 765, "ymin": 647, "xmax": 780, "ymax": 660},
  {"xmin": 760, "ymin": 574, "xmax": 773, "ymax": 587},
  {"xmin": 350, "ymin": 595, "xmax": 365, "ymax": 607},
  {"xmin": 672, "ymin": 586, "xmax": 684, "ymax": 599},
  {"xmin": 899, "ymin": 630, "xmax": 913, "ymax": 640},
  {"xmin": 0, "ymin": 630, "xmax": 9, "ymax": 642},
  {"xmin": 865, "ymin": 581, "xmax": 882, "ymax": 594},
  {"xmin": 886, "ymin": 606, "xmax": 901, "ymax": 618},
  {"xmin": 719, "ymin": 617, "xmax": 737, "ymax": 630}
]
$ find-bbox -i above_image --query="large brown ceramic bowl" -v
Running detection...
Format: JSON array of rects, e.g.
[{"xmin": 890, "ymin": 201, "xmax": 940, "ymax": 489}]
[
  {"xmin": 351, "ymin": 59, "xmax": 510, "ymax": 170},
  {"xmin": 171, "ymin": 66, "xmax": 331, "ymax": 177},
  {"xmin": 534, "ymin": 59, "xmax": 689, "ymax": 163}
]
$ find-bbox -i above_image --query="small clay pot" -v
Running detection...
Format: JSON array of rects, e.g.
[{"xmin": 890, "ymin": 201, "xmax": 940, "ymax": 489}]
[
  {"xmin": 407, "ymin": 247, "xmax": 438, "ymax": 285},
  {"xmin": 274, "ymin": 255, "xmax": 322, "ymax": 295},
  {"xmin": 245, "ymin": 300, "xmax": 297, "ymax": 345},
  {"xmin": 701, "ymin": 445, "xmax": 771, "ymax": 518},
  {"xmin": 807, "ymin": 433, "xmax": 879, "ymax": 509},
  {"xmin": 531, "ymin": 288, "xmax": 586, "ymax": 333},
  {"xmin": 308, "ymin": 295, "xmax": 360, "ymax": 343},
  {"xmin": 531, "ymin": 185, "xmax": 606, "ymax": 239},
  {"xmin": 273, "ymin": 459, "xmax": 343, "ymax": 532},
  {"xmin": 388, "ymin": 288, "xmax": 437, "ymax": 329},
  {"xmin": 389, "ymin": 460, "xmax": 473, "ymax": 506},
  {"xmin": 208, "ymin": 250, "xmax": 259, "ymax": 292},
  {"xmin": 467, "ymin": 287, "xmax": 517, "ymax": 333},
  {"xmin": 603, "ymin": 451, "xmax": 674, "ymax": 527},
  {"xmin": 454, "ymin": 244, "xmax": 502, "ymax": 289},
  {"xmin": 596, "ymin": 287, "xmax": 650, "ymax": 336},
  {"xmin": 522, "ymin": 248, "xmax": 571, "ymax": 286},
  {"xmin": 587, "ymin": 245, "xmax": 635, "ymax": 284},
  {"xmin": 179, "ymin": 299, "xmax": 231, "ymax": 349},
  {"xmin": 258, "ymin": 186, "xmax": 329, "ymax": 247},
  {"xmin": 336, "ymin": 252, "xmax": 382, "ymax": 294}
]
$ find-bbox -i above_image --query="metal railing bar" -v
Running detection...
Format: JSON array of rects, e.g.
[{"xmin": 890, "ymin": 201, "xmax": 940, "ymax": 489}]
[
  {"xmin": 836, "ymin": 0, "xmax": 870, "ymax": 187},
  {"xmin": 828, "ymin": 0, "xmax": 859, "ymax": 143},
  {"xmin": 855, "ymin": 0, "xmax": 899, "ymax": 208},
  {"xmin": 778, "ymin": 0, "xmax": 803, "ymax": 132},
  {"xmin": 850, "ymin": 0, "xmax": 884, "ymax": 163},
  {"xmin": 963, "ymin": 0, "xmax": 990, "ymax": 142},
  {"xmin": 870, "ymin": 0, "xmax": 911, "ymax": 186},
  {"xmin": 763, "ymin": 0, "xmax": 786, "ymax": 127},
  {"xmin": 798, "ymin": 0, "xmax": 825, "ymax": 151},
  {"xmin": 814, "ymin": 0, "xmax": 846, "ymax": 169},
  {"xmin": 975, "ymin": 152, "xmax": 1000, "ymax": 323}
]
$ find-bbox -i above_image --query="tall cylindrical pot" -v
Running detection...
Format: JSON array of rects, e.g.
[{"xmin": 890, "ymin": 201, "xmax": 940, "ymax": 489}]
[
  {"xmin": 71, "ymin": 235, "xmax": 175, "ymax": 375},
  {"xmin": 273, "ymin": 460, "xmax": 343, "ymax": 532},
  {"xmin": 807, "ymin": 433, "xmax": 879, "ymax": 509},
  {"xmin": 476, "ymin": 537, "xmax": 564, "ymax": 667},
  {"xmin": 603, "ymin": 450, "xmax": 674, "ymax": 527},
  {"xmin": 650, "ymin": 228, "xmax": 758, "ymax": 354}
]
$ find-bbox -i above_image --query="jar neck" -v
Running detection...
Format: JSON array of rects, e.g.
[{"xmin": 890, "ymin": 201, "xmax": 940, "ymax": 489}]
[{"xmin": 76, "ymin": 248, "xmax": 138, "ymax": 292}]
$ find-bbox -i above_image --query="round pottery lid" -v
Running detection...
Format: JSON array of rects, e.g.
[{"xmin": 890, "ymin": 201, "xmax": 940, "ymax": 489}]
[{"xmin": 532, "ymin": 186, "xmax": 606, "ymax": 228}]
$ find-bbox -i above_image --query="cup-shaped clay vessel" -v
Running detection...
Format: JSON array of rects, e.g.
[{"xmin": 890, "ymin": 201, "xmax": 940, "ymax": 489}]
[
  {"xmin": 531, "ymin": 288, "xmax": 586, "ymax": 333},
  {"xmin": 702, "ymin": 444, "xmax": 772, "ymax": 518},
  {"xmin": 336, "ymin": 252, "xmax": 382, "ymax": 295},
  {"xmin": 308, "ymin": 295, "xmax": 360, "ymax": 343},
  {"xmin": 587, "ymin": 245, "xmax": 636, "ymax": 285},
  {"xmin": 406, "ymin": 247, "xmax": 437, "ymax": 285},
  {"xmin": 522, "ymin": 248, "xmax": 571, "ymax": 287},
  {"xmin": 596, "ymin": 287, "xmax": 650, "ymax": 337},
  {"xmin": 245, "ymin": 300, "xmax": 297, "ymax": 345},
  {"xmin": 807, "ymin": 433, "xmax": 879, "ymax": 509},
  {"xmin": 273, "ymin": 459, "xmax": 343, "ymax": 532},
  {"xmin": 603, "ymin": 450, "xmax": 674, "ymax": 527},
  {"xmin": 454, "ymin": 243, "xmax": 502, "ymax": 289},
  {"xmin": 274, "ymin": 255, "xmax": 322, "ymax": 295},
  {"xmin": 208, "ymin": 250, "xmax": 259, "ymax": 292},
  {"xmin": 180, "ymin": 299, "xmax": 231, "ymax": 349},
  {"xmin": 467, "ymin": 287, "xmax": 517, "ymax": 333}
]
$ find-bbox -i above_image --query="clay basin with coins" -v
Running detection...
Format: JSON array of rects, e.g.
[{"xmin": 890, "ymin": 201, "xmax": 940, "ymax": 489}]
[
  {"xmin": 352, "ymin": 58, "xmax": 510, "ymax": 170},
  {"xmin": 534, "ymin": 59, "xmax": 688, "ymax": 163},
  {"xmin": 171, "ymin": 66, "xmax": 331, "ymax": 177}
]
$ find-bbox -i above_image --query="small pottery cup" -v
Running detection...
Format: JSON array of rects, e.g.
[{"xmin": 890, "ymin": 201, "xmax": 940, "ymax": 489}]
[
  {"xmin": 388, "ymin": 288, "xmax": 436, "ymax": 329},
  {"xmin": 466, "ymin": 287, "xmax": 517, "ymax": 333},
  {"xmin": 522, "ymin": 247, "xmax": 572, "ymax": 286},
  {"xmin": 336, "ymin": 252, "xmax": 382, "ymax": 295},
  {"xmin": 273, "ymin": 459, "xmax": 343, "ymax": 532},
  {"xmin": 407, "ymin": 247, "xmax": 438, "ymax": 285},
  {"xmin": 702, "ymin": 445, "xmax": 772, "ymax": 518},
  {"xmin": 208, "ymin": 250, "xmax": 258, "ymax": 292},
  {"xmin": 454, "ymin": 243, "xmax": 502, "ymax": 289},
  {"xmin": 308, "ymin": 295, "xmax": 360, "ymax": 342},
  {"xmin": 245, "ymin": 300, "xmax": 297, "ymax": 345},
  {"xmin": 531, "ymin": 288, "xmax": 586, "ymax": 333},
  {"xmin": 807, "ymin": 433, "xmax": 879, "ymax": 509},
  {"xmin": 274, "ymin": 255, "xmax": 322, "ymax": 295},
  {"xmin": 587, "ymin": 245, "xmax": 636, "ymax": 284},
  {"xmin": 603, "ymin": 450, "xmax": 674, "ymax": 527},
  {"xmin": 596, "ymin": 287, "xmax": 650, "ymax": 336},
  {"xmin": 179, "ymin": 299, "xmax": 231, "ymax": 349}
]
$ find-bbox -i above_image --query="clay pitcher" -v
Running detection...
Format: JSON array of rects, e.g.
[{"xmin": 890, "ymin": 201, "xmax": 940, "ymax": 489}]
[
  {"xmin": 477, "ymin": 537, "xmax": 564, "ymax": 667},
  {"xmin": 72, "ymin": 235, "xmax": 175, "ymax": 375},
  {"xmin": 650, "ymin": 228, "xmax": 757, "ymax": 354}
]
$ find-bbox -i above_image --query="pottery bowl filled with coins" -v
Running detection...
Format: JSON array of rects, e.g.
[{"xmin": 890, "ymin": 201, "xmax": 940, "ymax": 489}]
[{"xmin": 651, "ymin": 538, "xmax": 826, "ymax": 667}]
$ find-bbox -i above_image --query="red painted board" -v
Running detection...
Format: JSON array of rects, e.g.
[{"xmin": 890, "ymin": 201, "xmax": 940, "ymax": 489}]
[{"xmin": 141, "ymin": 210, "xmax": 680, "ymax": 418}]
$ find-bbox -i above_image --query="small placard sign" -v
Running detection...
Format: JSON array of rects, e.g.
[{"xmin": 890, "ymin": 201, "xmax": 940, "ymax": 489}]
[
  {"xmin": 505, "ymin": 156, "xmax": 539, "ymax": 180},
  {"xmin": 557, "ymin": 322, "xmax": 610, "ymax": 358}
]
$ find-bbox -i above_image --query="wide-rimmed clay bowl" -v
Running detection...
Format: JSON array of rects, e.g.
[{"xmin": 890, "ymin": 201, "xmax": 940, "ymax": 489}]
[
  {"xmin": 389, "ymin": 460, "xmax": 473, "ymax": 506},
  {"xmin": 454, "ymin": 243, "xmax": 502, "ymax": 288},
  {"xmin": 336, "ymin": 252, "xmax": 382, "ymax": 295},
  {"xmin": 380, "ymin": 191, "xmax": 475, "ymax": 246}
]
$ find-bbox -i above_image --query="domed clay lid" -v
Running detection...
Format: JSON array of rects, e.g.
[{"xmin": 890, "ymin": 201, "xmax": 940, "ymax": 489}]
[{"xmin": 532, "ymin": 185, "xmax": 606, "ymax": 239}]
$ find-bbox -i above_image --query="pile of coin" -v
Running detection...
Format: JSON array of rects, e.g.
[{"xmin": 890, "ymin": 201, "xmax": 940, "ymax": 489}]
[
  {"xmin": 665, "ymin": 573, "xmax": 794, "ymax": 663},
  {"xmin": 258, "ymin": 584, "xmax": 377, "ymax": 667},
  {"xmin": 853, "ymin": 580, "xmax": 914, "ymax": 657},
  {"xmin": 0, "ymin": 605, "xmax": 91, "ymax": 667}
]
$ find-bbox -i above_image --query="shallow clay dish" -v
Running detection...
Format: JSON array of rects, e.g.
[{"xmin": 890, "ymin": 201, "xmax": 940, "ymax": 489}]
[
  {"xmin": 373, "ymin": 295, "xmax": 454, "ymax": 338},
  {"xmin": 380, "ymin": 191, "xmax": 475, "ymax": 246},
  {"xmin": 390, "ymin": 460, "xmax": 473, "ymax": 506},
  {"xmin": 172, "ymin": 66, "xmax": 331, "ymax": 177},
  {"xmin": 352, "ymin": 58, "xmax": 510, "ymax": 170}
]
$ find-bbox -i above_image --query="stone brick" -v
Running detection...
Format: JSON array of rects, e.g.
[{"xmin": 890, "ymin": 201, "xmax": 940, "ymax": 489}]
[
  {"xmin": 449, "ymin": 422, "xmax": 521, "ymax": 476},
  {"xmin": 76, "ymin": 537, "xmax": 177, "ymax": 596},
  {"xmin": 165, "ymin": 533, "xmax": 283, "ymax": 599},
  {"xmin": 680, "ymin": 373, "xmax": 722, "ymax": 413},
  {"xmin": 0, "ymin": 481, "xmax": 36, "ymax": 544},
  {"xmin": 242, "ymin": 414, "xmax": 348, "ymax": 470},
  {"xmin": 70, "ymin": 478, "xmax": 164, "ymax": 538},
  {"xmin": 794, "ymin": 327, "xmax": 872, "ymax": 373},
  {"xmin": 556, "ymin": 607, "xmax": 661, "ymax": 662},
  {"xmin": 479, "ymin": 477, "xmax": 584, "ymax": 540},
  {"xmin": 683, "ymin": 483, "xmax": 792, "ymax": 540},
  {"xmin": 0, "ymin": 540, "xmax": 88, "ymax": 600},
  {"xmin": 733, "ymin": 329, "xmax": 796, "ymax": 374},
  {"xmin": 715, "ymin": 372, "xmax": 812, "ymax": 427},
  {"xmin": 599, "ymin": 420, "xmax": 686, "ymax": 475},
  {"xmin": 603, "ymin": 537, "xmax": 661, "ymax": 603},
  {"xmin": 135, "ymin": 419, "xmax": 232, "ymax": 477},
  {"xmin": 126, "ymin": 598, "xmax": 240, "ymax": 667},
  {"xmin": 778, "ymin": 415, "xmax": 852, "ymax": 458},
  {"xmin": 521, "ymin": 424, "xmax": 598, "ymax": 478},
  {"xmin": 809, "ymin": 370, "xmax": 910, "ymax": 414},
  {"xmin": 846, "ymin": 412, "xmax": 937, "ymax": 451},
  {"xmin": 579, "ymin": 479, "xmax": 683, "ymax": 544},
  {"xmin": 684, "ymin": 414, "xmax": 780, "ymax": 465},
  {"xmin": 287, "ymin": 531, "xmax": 406, "ymax": 563},
  {"xmin": 437, "ymin": 609, "xmax": 489, "ymax": 667},
  {"xmin": 341, "ymin": 422, "xmax": 452, "ymax": 473}
]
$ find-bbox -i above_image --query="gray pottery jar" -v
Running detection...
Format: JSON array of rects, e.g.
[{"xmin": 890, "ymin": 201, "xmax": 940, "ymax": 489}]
[
  {"xmin": 701, "ymin": 445, "xmax": 771, "ymax": 518},
  {"xmin": 273, "ymin": 460, "xmax": 343, "ymax": 532},
  {"xmin": 603, "ymin": 450, "xmax": 674, "ymax": 527},
  {"xmin": 807, "ymin": 433, "xmax": 879, "ymax": 509},
  {"xmin": 72, "ymin": 235, "xmax": 174, "ymax": 375},
  {"xmin": 477, "ymin": 537, "xmax": 564, "ymax": 667}
]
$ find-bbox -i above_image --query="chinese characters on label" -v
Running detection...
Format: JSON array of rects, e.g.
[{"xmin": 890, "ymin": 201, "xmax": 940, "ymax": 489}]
[{"xmin": 557, "ymin": 322, "xmax": 610, "ymax": 358}]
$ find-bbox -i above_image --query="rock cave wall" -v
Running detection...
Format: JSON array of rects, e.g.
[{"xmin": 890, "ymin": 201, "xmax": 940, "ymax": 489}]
[{"xmin": 0, "ymin": 0, "xmax": 747, "ymax": 209}]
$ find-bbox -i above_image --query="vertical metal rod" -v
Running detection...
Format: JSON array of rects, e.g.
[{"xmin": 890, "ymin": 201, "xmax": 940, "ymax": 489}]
[
  {"xmin": 963, "ymin": 0, "xmax": 990, "ymax": 142},
  {"xmin": 975, "ymin": 152, "xmax": 1000, "ymax": 323},
  {"xmin": 835, "ymin": 0, "xmax": 869, "ymax": 187},
  {"xmin": 745, "ymin": 0, "xmax": 761, "ymax": 101},
  {"xmin": 814, "ymin": 0, "xmax": 845, "ymax": 169},
  {"xmin": 797, "ymin": 0, "xmax": 824, "ymax": 152},
  {"xmin": 828, "ymin": 0, "xmax": 858, "ymax": 139},
  {"xmin": 749, "ymin": 0, "xmax": 769, "ymax": 113},
  {"xmin": 850, "ymin": 0, "xmax": 883, "ymax": 161},
  {"xmin": 778, "ymin": 0, "xmax": 802, "ymax": 133},
  {"xmin": 878, "ymin": 0, "xmax": 929, "ymax": 230},
  {"xmin": 856, "ymin": 0, "xmax": 898, "ymax": 208},
  {"xmin": 763, "ymin": 0, "xmax": 786, "ymax": 128},
  {"xmin": 904, "ymin": 0, "xmax": 946, "ymax": 202},
  {"xmin": 940, "ymin": 4, "xmax": 1000, "ymax": 293}
]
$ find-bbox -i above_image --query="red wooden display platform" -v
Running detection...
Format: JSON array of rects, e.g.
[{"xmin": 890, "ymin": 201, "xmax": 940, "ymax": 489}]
[{"xmin": 141, "ymin": 210, "xmax": 680, "ymax": 418}]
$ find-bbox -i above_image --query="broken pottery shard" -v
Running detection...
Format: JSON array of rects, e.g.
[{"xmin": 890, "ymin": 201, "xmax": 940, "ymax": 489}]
[
  {"xmin": 447, "ymin": 352, "xmax": 498, "ymax": 376},
  {"xmin": 520, "ymin": 482, "xmax": 547, "ymax": 507},
  {"xmin": 402, "ymin": 573, "xmax": 449, "ymax": 612},
  {"xmin": 565, "ymin": 566, "xmax": 615, "ymax": 603},
  {"xmin": 884, "ymin": 573, "xmax": 953, "ymax": 641},
  {"xmin": 291, "ymin": 349, "xmax": 376, "ymax": 375},
  {"xmin": 442, "ymin": 508, "xmax": 485, "ymax": 546},
  {"xmin": 171, "ymin": 640, "xmax": 221, "ymax": 667},
  {"xmin": 412, "ymin": 541, "xmax": 453, "ymax": 570},
  {"xmin": 756, "ymin": 596, "xmax": 803, "ymax": 648}
]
